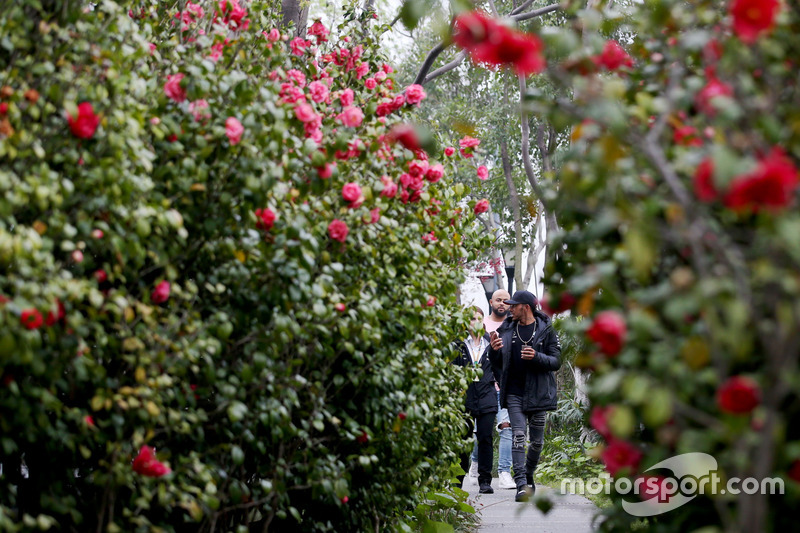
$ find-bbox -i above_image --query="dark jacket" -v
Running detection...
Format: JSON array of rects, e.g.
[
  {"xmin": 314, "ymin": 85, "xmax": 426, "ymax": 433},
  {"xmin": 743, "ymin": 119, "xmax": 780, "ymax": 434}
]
[
  {"xmin": 452, "ymin": 335, "xmax": 499, "ymax": 417},
  {"xmin": 488, "ymin": 310, "xmax": 561, "ymax": 413}
]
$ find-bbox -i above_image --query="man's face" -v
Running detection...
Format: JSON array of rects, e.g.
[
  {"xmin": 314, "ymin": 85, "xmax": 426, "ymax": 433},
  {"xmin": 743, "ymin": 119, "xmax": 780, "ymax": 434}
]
[
  {"xmin": 508, "ymin": 303, "xmax": 526, "ymax": 321},
  {"xmin": 491, "ymin": 291, "xmax": 510, "ymax": 317}
]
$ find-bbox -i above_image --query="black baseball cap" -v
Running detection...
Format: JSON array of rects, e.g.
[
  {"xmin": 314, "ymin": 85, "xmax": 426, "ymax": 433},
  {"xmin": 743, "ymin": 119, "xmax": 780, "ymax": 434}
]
[{"xmin": 504, "ymin": 290, "xmax": 538, "ymax": 311}]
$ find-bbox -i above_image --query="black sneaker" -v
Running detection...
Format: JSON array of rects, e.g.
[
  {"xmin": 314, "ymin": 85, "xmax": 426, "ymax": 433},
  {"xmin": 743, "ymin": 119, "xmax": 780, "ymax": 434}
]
[
  {"xmin": 479, "ymin": 483, "xmax": 494, "ymax": 494},
  {"xmin": 515, "ymin": 486, "xmax": 530, "ymax": 502}
]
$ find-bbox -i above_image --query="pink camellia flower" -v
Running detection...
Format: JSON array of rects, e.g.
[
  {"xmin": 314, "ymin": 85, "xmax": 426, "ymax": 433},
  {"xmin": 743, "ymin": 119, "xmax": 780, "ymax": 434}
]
[
  {"xmin": 328, "ymin": 219, "xmax": 349, "ymax": 243},
  {"xmin": 380, "ymin": 176, "xmax": 398, "ymax": 198},
  {"xmin": 400, "ymin": 172, "xmax": 424, "ymax": 191},
  {"xmin": 71, "ymin": 250, "xmax": 84, "ymax": 263},
  {"xmin": 294, "ymin": 103, "xmax": 318, "ymax": 123},
  {"xmin": 84, "ymin": 415, "xmax": 95, "ymax": 427},
  {"xmin": 473, "ymin": 199, "xmax": 490, "ymax": 215},
  {"xmin": 422, "ymin": 231, "xmax": 438, "ymax": 243},
  {"xmin": 164, "ymin": 73, "xmax": 187, "ymax": 102},
  {"xmin": 20, "ymin": 309, "xmax": 44, "ymax": 330},
  {"xmin": 189, "ymin": 99, "xmax": 210, "ymax": 122},
  {"xmin": 255, "ymin": 208, "xmax": 276, "ymax": 231},
  {"xmin": 444, "ymin": 146, "xmax": 455, "ymax": 157},
  {"xmin": 717, "ymin": 375, "xmax": 761, "ymax": 414},
  {"xmin": 459, "ymin": 136, "xmax": 480, "ymax": 158},
  {"xmin": 587, "ymin": 310, "xmax": 627, "ymax": 356},
  {"xmin": 693, "ymin": 158, "xmax": 717, "ymax": 202},
  {"xmin": 149, "ymin": 43, "xmax": 157, "ymax": 54},
  {"xmin": 286, "ymin": 69, "xmax": 306, "ymax": 87},
  {"xmin": 334, "ymin": 302, "xmax": 346, "ymax": 312},
  {"xmin": 365, "ymin": 78, "xmax": 377, "ymax": 90},
  {"xmin": 267, "ymin": 28, "xmax": 281, "ymax": 41},
  {"xmin": 225, "ymin": 117, "xmax": 244, "ymax": 145},
  {"xmin": 425, "ymin": 164, "xmax": 444, "ymax": 183},
  {"xmin": 337, "ymin": 106, "xmax": 364, "ymax": 128},
  {"xmin": 594, "ymin": 40, "xmax": 634, "ymax": 71},
  {"xmin": 408, "ymin": 159, "xmax": 428, "ymax": 178},
  {"xmin": 477, "ymin": 165, "xmax": 489, "ymax": 180},
  {"xmin": 289, "ymin": 37, "xmax": 308, "ymax": 56},
  {"xmin": 67, "ymin": 102, "xmax": 100, "ymax": 139},
  {"xmin": 426, "ymin": 296, "xmax": 436, "ymax": 307},
  {"xmin": 695, "ymin": 77, "xmax": 733, "ymax": 116},
  {"xmin": 730, "ymin": 0, "xmax": 779, "ymax": 43},
  {"xmin": 132, "ymin": 445, "xmax": 171, "ymax": 477},
  {"xmin": 356, "ymin": 62, "xmax": 370, "ymax": 80},
  {"xmin": 308, "ymin": 20, "xmax": 329, "ymax": 43},
  {"xmin": 404, "ymin": 84, "xmax": 426, "ymax": 105},
  {"xmin": 91, "ymin": 229, "xmax": 104, "ymax": 239},
  {"xmin": 341, "ymin": 182, "xmax": 362, "ymax": 203},
  {"xmin": 340, "ymin": 88, "xmax": 355, "ymax": 106},
  {"xmin": 151, "ymin": 281, "xmax": 171, "ymax": 304},
  {"xmin": 375, "ymin": 71, "xmax": 387, "ymax": 82},
  {"xmin": 724, "ymin": 149, "xmax": 799, "ymax": 212},
  {"xmin": 368, "ymin": 207, "xmax": 381, "ymax": 224},
  {"xmin": 308, "ymin": 81, "xmax": 329, "ymax": 103},
  {"xmin": 0, "ymin": 102, "xmax": 7, "ymax": 115},
  {"xmin": 601, "ymin": 439, "xmax": 642, "ymax": 477},
  {"xmin": 316, "ymin": 162, "xmax": 335, "ymax": 179}
]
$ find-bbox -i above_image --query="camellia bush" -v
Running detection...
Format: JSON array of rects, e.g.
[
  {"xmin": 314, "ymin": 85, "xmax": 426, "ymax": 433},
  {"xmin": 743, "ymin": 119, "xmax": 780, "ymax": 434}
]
[
  {"xmin": 0, "ymin": 1, "xmax": 491, "ymax": 531},
  {"xmin": 505, "ymin": 0, "xmax": 800, "ymax": 531}
]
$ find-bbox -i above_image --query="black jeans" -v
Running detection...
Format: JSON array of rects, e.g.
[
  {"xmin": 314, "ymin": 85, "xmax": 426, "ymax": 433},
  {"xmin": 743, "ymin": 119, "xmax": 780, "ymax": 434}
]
[
  {"xmin": 506, "ymin": 394, "xmax": 546, "ymax": 489},
  {"xmin": 458, "ymin": 411, "xmax": 495, "ymax": 486}
]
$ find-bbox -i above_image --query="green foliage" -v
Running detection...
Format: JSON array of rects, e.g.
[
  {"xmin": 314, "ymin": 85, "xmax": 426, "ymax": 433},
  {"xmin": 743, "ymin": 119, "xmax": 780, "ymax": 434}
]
[{"xmin": 0, "ymin": 1, "xmax": 488, "ymax": 531}]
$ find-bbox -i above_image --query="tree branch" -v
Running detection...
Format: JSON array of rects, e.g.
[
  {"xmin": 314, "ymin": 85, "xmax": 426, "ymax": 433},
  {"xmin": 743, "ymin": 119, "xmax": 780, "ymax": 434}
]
[
  {"xmin": 422, "ymin": 51, "xmax": 467, "ymax": 85},
  {"xmin": 511, "ymin": 4, "xmax": 560, "ymax": 22},
  {"xmin": 510, "ymin": 0, "xmax": 537, "ymax": 16},
  {"xmin": 413, "ymin": 43, "xmax": 446, "ymax": 85}
]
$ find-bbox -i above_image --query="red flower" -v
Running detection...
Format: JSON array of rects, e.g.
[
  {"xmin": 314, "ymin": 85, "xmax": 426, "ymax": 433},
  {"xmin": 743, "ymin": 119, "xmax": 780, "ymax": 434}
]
[
  {"xmin": 444, "ymin": 146, "xmax": 455, "ymax": 157},
  {"xmin": 356, "ymin": 430, "xmax": 369, "ymax": 444},
  {"xmin": 637, "ymin": 475, "xmax": 672, "ymax": 502},
  {"xmin": 164, "ymin": 73, "xmax": 186, "ymax": 102},
  {"xmin": 0, "ymin": 102, "xmax": 7, "ymax": 115},
  {"xmin": 426, "ymin": 296, "xmax": 436, "ymax": 307},
  {"xmin": 459, "ymin": 135, "xmax": 480, "ymax": 158},
  {"xmin": 453, "ymin": 11, "xmax": 545, "ymax": 75},
  {"xmin": 730, "ymin": 0, "xmax": 780, "ymax": 43},
  {"xmin": 673, "ymin": 125, "xmax": 703, "ymax": 147},
  {"xmin": 540, "ymin": 292, "xmax": 576, "ymax": 315},
  {"xmin": 425, "ymin": 164, "xmax": 443, "ymax": 183},
  {"xmin": 388, "ymin": 123, "xmax": 421, "ymax": 151},
  {"xmin": 67, "ymin": 102, "xmax": 100, "ymax": 139},
  {"xmin": 587, "ymin": 310, "xmax": 627, "ymax": 356},
  {"xmin": 255, "ymin": 208, "xmax": 276, "ymax": 231},
  {"xmin": 342, "ymin": 182, "xmax": 362, "ymax": 203},
  {"xmin": 717, "ymin": 375, "xmax": 760, "ymax": 414},
  {"xmin": 94, "ymin": 269, "xmax": 108, "ymax": 283},
  {"xmin": 601, "ymin": 439, "xmax": 642, "ymax": 477},
  {"xmin": 590, "ymin": 405, "xmax": 614, "ymax": 440},
  {"xmin": 724, "ymin": 149, "xmax": 799, "ymax": 212},
  {"xmin": 328, "ymin": 219, "xmax": 349, "ymax": 243},
  {"xmin": 84, "ymin": 415, "xmax": 95, "ymax": 427},
  {"xmin": 788, "ymin": 460, "xmax": 800, "ymax": 483},
  {"xmin": 694, "ymin": 158, "xmax": 718, "ymax": 202},
  {"xmin": 695, "ymin": 77, "xmax": 733, "ymax": 116},
  {"xmin": 20, "ymin": 309, "xmax": 43, "ymax": 330},
  {"xmin": 334, "ymin": 303, "xmax": 346, "ymax": 312},
  {"xmin": 594, "ymin": 40, "xmax": 634, "ymax": 71},
  {"xmin": 380, "ymin": 176, "xmax": 398, "ymax": 198},
  {"xmin": 132, "ymin": 445, "xmax": 171, "ymax": 477},
  {"xmin": 473, "ymin": 199, "xmax": 490, "ymax": 214},
  {"xmin": 151, "ymin": 281, "xmax": 171, "ymax": 304},
  {"xmin": 398, "ymin": 412, "xmax": 407, "ymax": 420}
]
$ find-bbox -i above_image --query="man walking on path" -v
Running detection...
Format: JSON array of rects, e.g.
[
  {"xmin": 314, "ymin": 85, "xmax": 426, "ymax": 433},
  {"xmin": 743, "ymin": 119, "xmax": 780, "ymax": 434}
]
[
  {"xmin": 468, "ymin": 289, "xmax": 515, "ymax": 490},
  {"xmin": 488, "ymin": 290, "xmax": 562, "ymax": 502}
]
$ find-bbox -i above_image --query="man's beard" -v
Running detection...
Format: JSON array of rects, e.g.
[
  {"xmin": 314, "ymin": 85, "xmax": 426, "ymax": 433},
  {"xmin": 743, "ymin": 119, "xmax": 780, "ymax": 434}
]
[{"xmin": 492, "ymin": 307, "xmax": 508, "ymax": 318}]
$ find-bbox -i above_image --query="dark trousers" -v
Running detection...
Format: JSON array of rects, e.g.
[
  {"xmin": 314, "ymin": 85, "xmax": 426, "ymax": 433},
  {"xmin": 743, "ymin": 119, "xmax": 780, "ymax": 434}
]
[
  {"xmin": 506, "ymin": 394, "xmax": 546, "ymax": 489},
  {"xmin": 458, "ymin": 411, "xmax": 495, "ymax": 486}
]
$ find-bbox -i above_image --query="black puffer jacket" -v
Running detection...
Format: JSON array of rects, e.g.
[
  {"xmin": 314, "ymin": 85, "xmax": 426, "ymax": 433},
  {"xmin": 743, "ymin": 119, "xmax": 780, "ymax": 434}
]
[
  {"xmin": 488, "ymin": 311, "xmax": 561, "ymax": 413},
  {"xmin": 452, "ymin": 335, "xmax": 498, "ymax": 417}
]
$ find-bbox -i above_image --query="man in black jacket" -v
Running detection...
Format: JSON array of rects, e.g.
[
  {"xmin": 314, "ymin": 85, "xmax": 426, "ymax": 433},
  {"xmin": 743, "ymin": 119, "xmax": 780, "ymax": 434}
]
[
  {"xmin": 488, "ymin": 290, "xmax": 561, "ymax": 502},
  {"xmin": 453, "ymin": 307, "xmax": 498, "ymax": 494}
]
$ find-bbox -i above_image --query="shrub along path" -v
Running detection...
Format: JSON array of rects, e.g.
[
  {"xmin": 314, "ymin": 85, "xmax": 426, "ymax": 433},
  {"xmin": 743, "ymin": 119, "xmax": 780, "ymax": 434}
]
[{"xmin": 462, "ymin": 480, "xmax": 597, "ymax": 532}]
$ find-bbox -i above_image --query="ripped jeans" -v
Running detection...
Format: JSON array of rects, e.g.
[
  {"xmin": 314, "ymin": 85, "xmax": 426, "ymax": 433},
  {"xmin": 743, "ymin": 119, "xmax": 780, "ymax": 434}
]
[{"xmin": 506, "ymin": 394, "xmax": 546, "ymax": 489}]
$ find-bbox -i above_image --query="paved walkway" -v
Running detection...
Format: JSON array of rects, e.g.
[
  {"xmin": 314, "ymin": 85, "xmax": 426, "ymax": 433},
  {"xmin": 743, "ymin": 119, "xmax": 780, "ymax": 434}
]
[{"xmin": 462, "ymin": 479, "xmax": 598, "ymax": 532}]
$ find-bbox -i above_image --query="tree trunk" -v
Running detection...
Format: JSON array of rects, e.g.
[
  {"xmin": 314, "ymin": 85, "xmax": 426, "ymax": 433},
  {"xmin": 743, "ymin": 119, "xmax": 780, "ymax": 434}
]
[{"xmin": 280, "ymin": 0, "xmax": 309, "ymax": 37}]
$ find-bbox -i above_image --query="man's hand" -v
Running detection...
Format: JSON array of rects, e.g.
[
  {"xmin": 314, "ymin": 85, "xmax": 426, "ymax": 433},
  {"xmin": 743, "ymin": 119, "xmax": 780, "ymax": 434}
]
[
  {"xmin": 521, "ymin": 346, "xmax": 536, "ymax": 360},
  {"xmin": 490, "ymin": 331, "xmax": 503, "ymax": 351}
]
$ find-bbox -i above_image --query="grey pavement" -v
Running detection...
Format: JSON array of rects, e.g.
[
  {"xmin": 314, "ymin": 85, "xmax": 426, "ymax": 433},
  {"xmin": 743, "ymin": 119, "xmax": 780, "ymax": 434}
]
[{"xmin": 462, "ymin": 478, "xmax": 599, "ymax": 532}]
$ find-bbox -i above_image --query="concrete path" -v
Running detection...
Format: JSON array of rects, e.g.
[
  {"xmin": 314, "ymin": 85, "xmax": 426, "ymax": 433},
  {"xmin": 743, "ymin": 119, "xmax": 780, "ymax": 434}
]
[{"xmin": 462, "ymin": 479, "xmax": 598, "ymax": 532}]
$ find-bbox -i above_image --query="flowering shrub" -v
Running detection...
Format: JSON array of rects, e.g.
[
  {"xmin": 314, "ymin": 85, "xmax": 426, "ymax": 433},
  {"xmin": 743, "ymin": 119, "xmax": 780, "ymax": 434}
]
[
  {"xmin": 0, "ymin": 2, "xmax": 487, "ymax": 531},
  {"xmin": 524, "ymin": 0, "xmax": 800, "ymax": 529}
]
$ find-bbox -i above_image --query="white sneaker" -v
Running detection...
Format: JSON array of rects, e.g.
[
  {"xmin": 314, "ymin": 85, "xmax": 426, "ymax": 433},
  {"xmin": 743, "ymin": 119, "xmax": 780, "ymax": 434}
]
[
  {"xmin": 498, "ymin": 471, "xmax": 516, "ymax": 489},
  {"xmin": 469, "ymin": 462, "xmax": 478, "ymax": 485}
]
